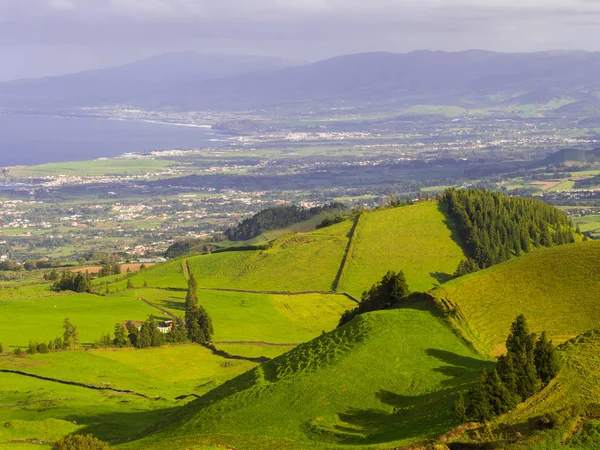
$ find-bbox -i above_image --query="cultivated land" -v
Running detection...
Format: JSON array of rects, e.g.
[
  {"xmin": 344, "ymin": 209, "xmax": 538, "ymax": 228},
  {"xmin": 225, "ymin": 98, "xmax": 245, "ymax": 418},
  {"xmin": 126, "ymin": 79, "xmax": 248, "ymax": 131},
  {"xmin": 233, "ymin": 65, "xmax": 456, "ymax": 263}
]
[
  {"xmin": 128, "ymin": 303, "xmax": 490, "ymax": 450},
  {"xmin": 432, "ymin": 241, "xmax": 600, "ymax": 356},
  {"xmin": 338, "ymin": 202, "xmax": 466, "ymax": 297}
]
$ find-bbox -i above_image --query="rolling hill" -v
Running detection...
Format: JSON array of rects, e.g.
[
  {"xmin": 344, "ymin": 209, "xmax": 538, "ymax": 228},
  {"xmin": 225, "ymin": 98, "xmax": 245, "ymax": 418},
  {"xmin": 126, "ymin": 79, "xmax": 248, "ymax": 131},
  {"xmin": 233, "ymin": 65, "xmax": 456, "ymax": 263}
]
[
  {"xmin": 125, "ymin": 301, "xmax": 491, "ymax": 450},
  {"xmin": 431, "ymin": 241, "xmax": 600, "ymax": 356}
]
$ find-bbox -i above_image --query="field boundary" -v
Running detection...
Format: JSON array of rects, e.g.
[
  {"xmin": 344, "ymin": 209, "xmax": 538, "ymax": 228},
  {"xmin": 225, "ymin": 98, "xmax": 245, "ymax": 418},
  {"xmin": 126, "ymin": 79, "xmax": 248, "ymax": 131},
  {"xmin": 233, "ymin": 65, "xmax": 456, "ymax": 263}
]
[
  {"xmin": 0, "ymin": 369, "xmax": 158, "ymax": 399},
  {"xmin": 213, "ymin": 340, "xmax": 300, "ymax": 347},
  {"xmin": 138, "ymin": 298, "xmax": 177, "ymax": 319},
  {"xmin": 331, "ymin": 214, "xmax": 362, "ymax": 292}
]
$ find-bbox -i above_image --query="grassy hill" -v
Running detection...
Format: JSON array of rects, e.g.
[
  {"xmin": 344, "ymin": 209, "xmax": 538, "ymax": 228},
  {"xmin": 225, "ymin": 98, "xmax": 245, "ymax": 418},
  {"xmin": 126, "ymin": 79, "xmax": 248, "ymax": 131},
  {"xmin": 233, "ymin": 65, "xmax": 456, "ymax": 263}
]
[
  {"xmin": 432, "ymin": 241, "xmax": 600, "ymax": 356},
  {"xmin": 126, "ymin": 301, "xmax": 490, "ymax": 450},
  {"xmin": 338, "ymin": 202, "xmax": 466, "ymax": 297}
]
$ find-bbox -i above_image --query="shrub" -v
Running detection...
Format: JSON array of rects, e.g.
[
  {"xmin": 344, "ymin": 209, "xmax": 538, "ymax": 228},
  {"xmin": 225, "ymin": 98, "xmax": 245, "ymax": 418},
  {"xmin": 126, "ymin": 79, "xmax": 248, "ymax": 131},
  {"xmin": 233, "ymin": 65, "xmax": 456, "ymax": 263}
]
[
  {"xmin": 37, "ymin": 342, "xmax": 50, "ymax": 354},
  {"xmin": 52, "ymin": 434, "xmax": 111, "ymax": 450}
]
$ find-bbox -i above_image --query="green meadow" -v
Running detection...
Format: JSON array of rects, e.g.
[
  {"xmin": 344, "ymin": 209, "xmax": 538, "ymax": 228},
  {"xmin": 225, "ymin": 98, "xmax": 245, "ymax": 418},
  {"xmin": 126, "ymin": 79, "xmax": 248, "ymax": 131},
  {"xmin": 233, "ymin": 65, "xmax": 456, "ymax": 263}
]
[
  {"xmin": 128, "ymin": 305, "xmax": 490, "ymax": 450},
  {"xmin": 338, "ymin": 202, "xmax": 465, "ymax": 297},
  {"xmin": 433, "ymin": 241, "xmax": 600, "ymax": 356},
  {"xmin": 8, "ymin": 158, "xmax": 175, "ymax": 177}
]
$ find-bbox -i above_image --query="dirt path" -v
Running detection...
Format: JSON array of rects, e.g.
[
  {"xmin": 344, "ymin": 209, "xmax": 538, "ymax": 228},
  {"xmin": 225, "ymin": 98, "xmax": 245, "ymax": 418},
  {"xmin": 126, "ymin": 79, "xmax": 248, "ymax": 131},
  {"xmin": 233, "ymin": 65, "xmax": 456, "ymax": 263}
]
[{"xmin": 182, "ymin": 259, "xmax": 191, "ymax": 281}]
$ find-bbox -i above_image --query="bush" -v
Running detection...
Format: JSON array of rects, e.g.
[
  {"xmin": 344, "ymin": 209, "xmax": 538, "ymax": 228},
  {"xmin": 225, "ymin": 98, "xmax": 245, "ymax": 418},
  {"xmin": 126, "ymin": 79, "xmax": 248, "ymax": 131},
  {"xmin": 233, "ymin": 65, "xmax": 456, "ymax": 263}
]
[
  {"xmin": 37, "ymin": 342, "xmax": 50, "ymax": 354},
  {"xmin": 13, "ymin": 347, "xmax": 22, "ymax": 356},
  {"xmin": 53, "ymin": 434, "xmax": 111, "ymax": 450},
  {"xmin": 0, "ymin": 343, "xmax": 3, "ymax": 354}
]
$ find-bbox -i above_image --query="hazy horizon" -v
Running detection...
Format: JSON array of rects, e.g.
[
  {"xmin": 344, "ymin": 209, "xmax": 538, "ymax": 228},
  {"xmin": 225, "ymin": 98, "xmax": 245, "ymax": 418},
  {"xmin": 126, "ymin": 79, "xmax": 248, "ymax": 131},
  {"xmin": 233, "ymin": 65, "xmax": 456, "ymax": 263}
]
[{"xmin": 2, "ymin": 0, "xmax": 600, "ymax": 81}]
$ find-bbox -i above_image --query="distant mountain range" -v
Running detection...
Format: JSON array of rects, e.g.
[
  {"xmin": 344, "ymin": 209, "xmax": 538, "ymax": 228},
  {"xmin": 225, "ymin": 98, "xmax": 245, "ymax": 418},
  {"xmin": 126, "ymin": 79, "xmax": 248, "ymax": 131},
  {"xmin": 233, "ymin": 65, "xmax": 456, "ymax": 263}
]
[{"xmin": 1, "ymin": 50, "xmax": 600, "ymax": 112}]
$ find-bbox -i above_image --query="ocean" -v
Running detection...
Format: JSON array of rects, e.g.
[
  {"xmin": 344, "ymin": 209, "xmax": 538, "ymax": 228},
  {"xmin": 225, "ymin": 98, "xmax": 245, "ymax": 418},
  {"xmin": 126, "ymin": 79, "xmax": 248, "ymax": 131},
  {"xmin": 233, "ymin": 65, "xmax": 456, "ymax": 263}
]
[{"xmin": 0, "ymin": 114, "xmax": 227, "ymax": 166}]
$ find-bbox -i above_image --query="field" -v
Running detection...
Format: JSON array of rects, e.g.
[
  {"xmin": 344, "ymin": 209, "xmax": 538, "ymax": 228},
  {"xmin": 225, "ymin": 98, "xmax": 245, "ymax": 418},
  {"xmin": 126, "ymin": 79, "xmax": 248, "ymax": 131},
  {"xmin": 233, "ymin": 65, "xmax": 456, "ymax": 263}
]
[
  {"xmin": 0, "ymin": 288, "xmax": 164, "ymax": 349},
  {"xmin": 128, "ymin": 303, "xmax": 490, "ymax": 450},
  {"xmin": 72, "ymin": 263, "xmax": 155, "ymax": 274},
  {"xmin": 432, "ymin": 241, "xmax": 600, "ymax": 356},
  {"xmin": 111, "ymin": 288, "xmax": 356, "ymax": 344},
  {"xmin": 337, "ymin": 202, "xmax": 466, "ymax": 298},
  {"xmin": 7, "ymin": 158, "xmax": 175, "ymax": 177}
]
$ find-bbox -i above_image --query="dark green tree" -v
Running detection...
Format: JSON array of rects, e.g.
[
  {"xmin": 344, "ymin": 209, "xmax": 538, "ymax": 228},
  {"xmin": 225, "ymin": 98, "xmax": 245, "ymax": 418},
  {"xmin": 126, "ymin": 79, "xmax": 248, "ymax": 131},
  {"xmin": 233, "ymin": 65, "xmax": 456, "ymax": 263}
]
[
  {"xmin": 453, "ymin": 393, "xmax": 467, "ymax": 424},
  {"xmin": 37, "ymin": 342, "xmax": 50, "ymax": 354},
  {"xmin": 467, "ymin": 371, "xmax": 493, "ymax": 422},
  {"xmin": 113, "ymin": 323, "xmax": 128, "ymax": 348},
  {"xmin": 63, "ymin": 318, "xmax": 79, "ymax": 350},
  {"xmin": 534, "ymin": 331, "xmax": 561, "ymax": 385},
  {"xmin": 197, "ymin": 305, "xmax": 214, "ymax": 343},
  {"xmin": 453, "ymin": 258, "xmax": 479, "ymax": 278}
]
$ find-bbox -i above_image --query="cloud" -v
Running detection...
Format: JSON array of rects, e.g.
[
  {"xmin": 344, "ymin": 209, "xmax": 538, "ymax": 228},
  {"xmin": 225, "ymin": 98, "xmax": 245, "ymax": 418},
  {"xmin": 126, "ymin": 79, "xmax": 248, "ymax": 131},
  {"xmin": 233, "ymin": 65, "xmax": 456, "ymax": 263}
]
[{"xmin": 0, "ymin": 0, "xmax": 600, "ymax": 80}]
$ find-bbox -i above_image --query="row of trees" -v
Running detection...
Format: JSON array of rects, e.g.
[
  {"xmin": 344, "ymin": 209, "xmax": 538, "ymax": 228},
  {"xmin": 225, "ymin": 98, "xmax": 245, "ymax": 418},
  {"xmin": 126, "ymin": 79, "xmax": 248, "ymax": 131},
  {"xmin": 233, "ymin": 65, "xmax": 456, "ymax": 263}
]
[
  {"xmin": 185, "ymin": 274, "xmax": 214, "ymax": 343},
  {"xmin": 225, "ymin": 203, "xmax": 346, "ymax": 241},
  {"xmin": 454, "ymin": 315, "xmax": 560, "ymax": 423},
  {"xmin": 14, "ymin": 318, "xmax": 79, "ymax": 355},
  {"xmin": 338, "ymin": 271, "xmax": 410, "ymax": 326},
  {"xmin": 444, "ymin": 189, "xmax": 577, "ymax": 269}
]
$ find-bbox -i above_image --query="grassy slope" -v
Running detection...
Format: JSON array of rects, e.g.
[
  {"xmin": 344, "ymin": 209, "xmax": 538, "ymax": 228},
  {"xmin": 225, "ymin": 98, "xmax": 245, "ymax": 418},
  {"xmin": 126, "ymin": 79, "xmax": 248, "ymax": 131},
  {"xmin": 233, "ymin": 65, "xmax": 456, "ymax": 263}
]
[
  {"xmin": 128, "ymin": 304, "xmax": 490, "ymax": 450},
  {"xmin": 116, "ymin": 288, "xmax": 355, "ymax": 344},
  {"xmin": 338, "ymin": 202, "xmax": 466, "ymax": 298},
  {"xmin": 448, "ymin": 331, "xmax": 600, "ymax": 449},
  {"xmin": 432, "ymin": 241, "xmax": 600, "ymax": 356},
  {"xmin": 0, "ymin": 345, "xmax": 258, "ymax": 399},
  {"xmin": 0, "ymin": 290, "xmax": 164, "ymax": 349},
  {"xmin": 185, "ymin": 220, "xmax": 353, "ymax": 292}
]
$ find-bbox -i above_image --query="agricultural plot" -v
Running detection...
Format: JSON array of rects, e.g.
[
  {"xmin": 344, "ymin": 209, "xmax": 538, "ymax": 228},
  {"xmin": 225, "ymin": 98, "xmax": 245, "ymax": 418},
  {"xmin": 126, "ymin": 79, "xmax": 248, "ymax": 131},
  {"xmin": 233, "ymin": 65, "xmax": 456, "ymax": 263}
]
[
  {"xmin": 433, "ymin": 241, "xmax": 600, "ymax": 356},
  {"xmin": 119, "ymin": 288, "xmax": 355, "ymax": 344},
  {"xmin": 8, "ymin": 158, "xmax": 175, "ymax": 177},
  {"xmin": 130, "ymin": 306, "xmax": 490, "ymax": 450},
  {"xmin": 337, "ymin": 202, "xmax": 466, "ymax": 298},
  {"xmin": 0, "ymin": 345, "xmax": 258, "ymax": 399},
  {"xmin": 100, "ymin": 258, "xmax": 187, "ymax": 290},
  {"xmin": 0, "ymin": 292, "xmax": 163, "ymax": 349},
  {"xmin": 186, "ymin": 220, "xmax": 353, "ymax": 292}
]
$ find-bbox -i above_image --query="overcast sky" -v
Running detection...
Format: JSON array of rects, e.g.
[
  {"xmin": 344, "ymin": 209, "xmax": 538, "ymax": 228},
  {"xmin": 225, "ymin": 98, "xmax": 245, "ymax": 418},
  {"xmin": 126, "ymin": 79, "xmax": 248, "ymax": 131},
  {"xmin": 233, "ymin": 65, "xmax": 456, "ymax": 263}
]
[{"xmin": 1, "ymin": 0, "xmax": 600, "ymax": 81}]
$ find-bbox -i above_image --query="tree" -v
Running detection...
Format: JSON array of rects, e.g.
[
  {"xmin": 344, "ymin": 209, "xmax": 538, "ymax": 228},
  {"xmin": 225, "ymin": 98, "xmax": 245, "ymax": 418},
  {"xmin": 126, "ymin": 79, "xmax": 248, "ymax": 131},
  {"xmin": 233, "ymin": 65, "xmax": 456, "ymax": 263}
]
[
  {"xmin": 0, "ymin": 343, "xmax": 3, "ymax": 354},
  {"xmin": 126, "ymin": 321, "xmax": 139, "ymax": 347},
  {"xmin": 52, "ymin": 434, "xmax": 111, "ymax": 450},
  {"xmin": 113, "ymin": 323, "xmax": 128, "ymax": 348},
  {"xmin": 63, "ymin": 318, "xmax": 79, "ymax": 350},
  {"xmin": 454, "ymin": 258, "xmax": 479, "ymax": 278},
  {"xmin": 338, "ymin": 270, "xmax": 410, "ymax": 326},
  {"xmin": 188, "ymin": 272, "xmax": 198, "ymax": 291},
  {"xmin": 468, "ymin": 371, "xmax": 493, "ymax": 422},
  {"xmin": 37, "ymin": 342, "xmax": 50, "ymax": 354},
  {"xmin": 197, "ymin": 305, "xmax": 214, "ymax": 343},
  {"xmin": 166, "ymin": 318, "xmax": 187, "ymax": 344},
  {"xmin": 534, "ymin": 331, "xmax": 561, "ymax": 385},
  {"xmin": 126, "ymin": 279, "xmax": 134, "ymax": 290},
  {"xmin": 27, "ymin": 341, "xmax": 37, "ymax": 355},
  {"xmin": 98, "ymin": 334, "xmax": 111, "ymax": 348},
  {"xmin": 13, "ymin": 347, "xmax": 22, "ymax": 356},
  {"xmin": 453, "ymin": 393, "xmax": 467, "ymax": 424}
]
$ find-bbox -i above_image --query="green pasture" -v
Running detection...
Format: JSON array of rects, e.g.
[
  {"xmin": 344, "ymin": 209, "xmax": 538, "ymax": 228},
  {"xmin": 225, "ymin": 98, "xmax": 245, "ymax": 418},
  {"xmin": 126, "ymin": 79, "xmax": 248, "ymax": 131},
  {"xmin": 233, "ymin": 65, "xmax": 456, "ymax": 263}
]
[
  {"xmin": 8, "ymin": 158, "xmax": 175, "ymax": 177},
  {"xmin": 433, "ymin": 241, "xmax": 600, "ymax": 356},
  {"xmin": 338, "ymin": 202, "xmax": 466, "ymax": 298},
  {"xmin": 128, "ymin": 306, "xmax": 490, "ymax": 450}
]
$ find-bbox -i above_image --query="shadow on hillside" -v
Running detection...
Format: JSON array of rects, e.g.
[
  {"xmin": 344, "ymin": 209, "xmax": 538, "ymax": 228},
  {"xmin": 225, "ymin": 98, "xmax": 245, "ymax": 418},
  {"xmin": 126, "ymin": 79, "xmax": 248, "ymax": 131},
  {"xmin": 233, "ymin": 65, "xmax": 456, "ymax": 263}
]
[
  {"xmin": 64, "ymin": 404, "xmax": 181, "ymax": 445},
  {"xmin": 437, "ymin": 201, "xmax": 469, "ymax": 257},
  {"xmin": 303, "ymin": 349, "xmax": 490, "ymax": 445},
  {"xmin": 159, "ymin": 300, "xmax": 185, "ymax": 312},
  {"xmin": 431, "ymin": 271, "xmax": 454, "ymax": 285}
]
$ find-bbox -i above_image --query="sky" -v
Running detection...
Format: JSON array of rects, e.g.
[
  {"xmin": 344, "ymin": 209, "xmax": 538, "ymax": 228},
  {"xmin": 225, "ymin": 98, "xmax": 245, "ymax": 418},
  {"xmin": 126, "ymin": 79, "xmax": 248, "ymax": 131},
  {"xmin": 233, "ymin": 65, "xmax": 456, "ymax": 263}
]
[{"xmin": 1, "ymin": 0, "xmax": 600, "ymax": 81}]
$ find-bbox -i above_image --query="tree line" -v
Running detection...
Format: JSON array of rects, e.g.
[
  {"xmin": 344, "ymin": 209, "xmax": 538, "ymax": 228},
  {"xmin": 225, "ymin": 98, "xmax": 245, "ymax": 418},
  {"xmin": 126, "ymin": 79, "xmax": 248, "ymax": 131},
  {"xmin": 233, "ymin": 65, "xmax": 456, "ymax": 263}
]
[
  {"xmin": 444, "ymin": 189, "xmax": 577, "ymax": 271},
  {"xmin": 454, "ymin": 315, "xmax": 560, "ymax": 424},
  {"xmin": 225, "ymin": 203, "xmax": 346, "ymax": 241}
]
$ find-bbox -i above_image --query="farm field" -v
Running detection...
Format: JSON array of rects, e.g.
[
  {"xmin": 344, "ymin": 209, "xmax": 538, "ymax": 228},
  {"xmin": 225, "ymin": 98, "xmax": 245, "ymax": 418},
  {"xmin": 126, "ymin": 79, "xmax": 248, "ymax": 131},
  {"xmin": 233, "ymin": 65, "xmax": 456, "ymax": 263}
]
[
  {"xmin": 128, "ymin": 304, "xmax": 490, "ymax": 450},
  {"xmin": 0, "ymin": 289, "xmax": 164, "ymax": 350},
  {"xmin": 112, "ymin": 288, "xmax": 355, "ymax": 344},
  {"xmin": 432, "ymin": 241, "xmax": 600, "ymax": 356},
  {"xmin": 337, "ymin": 202, "xmax": 466, "ymax": 298},
  {"xmin": 7, "ymin": 158, "xmax": 176, "ymax": 177},
  {"xmin": 0, "ymin": 345, "xmax": 259, "ymax": 399}
]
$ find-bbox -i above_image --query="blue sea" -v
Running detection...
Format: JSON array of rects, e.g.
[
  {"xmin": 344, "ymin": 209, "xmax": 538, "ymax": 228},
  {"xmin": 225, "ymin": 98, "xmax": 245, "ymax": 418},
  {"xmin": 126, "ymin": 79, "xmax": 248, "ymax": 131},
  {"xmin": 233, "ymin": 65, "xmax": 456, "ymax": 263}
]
[{"xmin": 0, "ymin": 114, "xmax": 227, "ymax": 166}]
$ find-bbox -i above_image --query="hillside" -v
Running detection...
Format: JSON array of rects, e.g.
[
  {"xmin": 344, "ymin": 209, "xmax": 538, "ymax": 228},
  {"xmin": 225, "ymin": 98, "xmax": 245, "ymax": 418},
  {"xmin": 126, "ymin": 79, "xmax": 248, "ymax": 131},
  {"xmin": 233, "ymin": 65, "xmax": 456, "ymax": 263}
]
[
  {"xmin": 4, "ymin": 50, "xmax": 600, "ymax": 111},
  {"xmin": 541, "ymin": 148, "xmax": 600, "ymax": 165},
  {"xmin": 126, "ymin": 303, "xmax": 490, "ymax": 450},
  {"xmin": 432, "ymin": 241, "xmax": 600, "ymax": 356},
  {"xmin": 337, "ymin": 201, "xmax": 466, "ymax": 297},
  {"xmin": 447, "ymin": 330, "xmax": 600, "ymax": 448}
]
